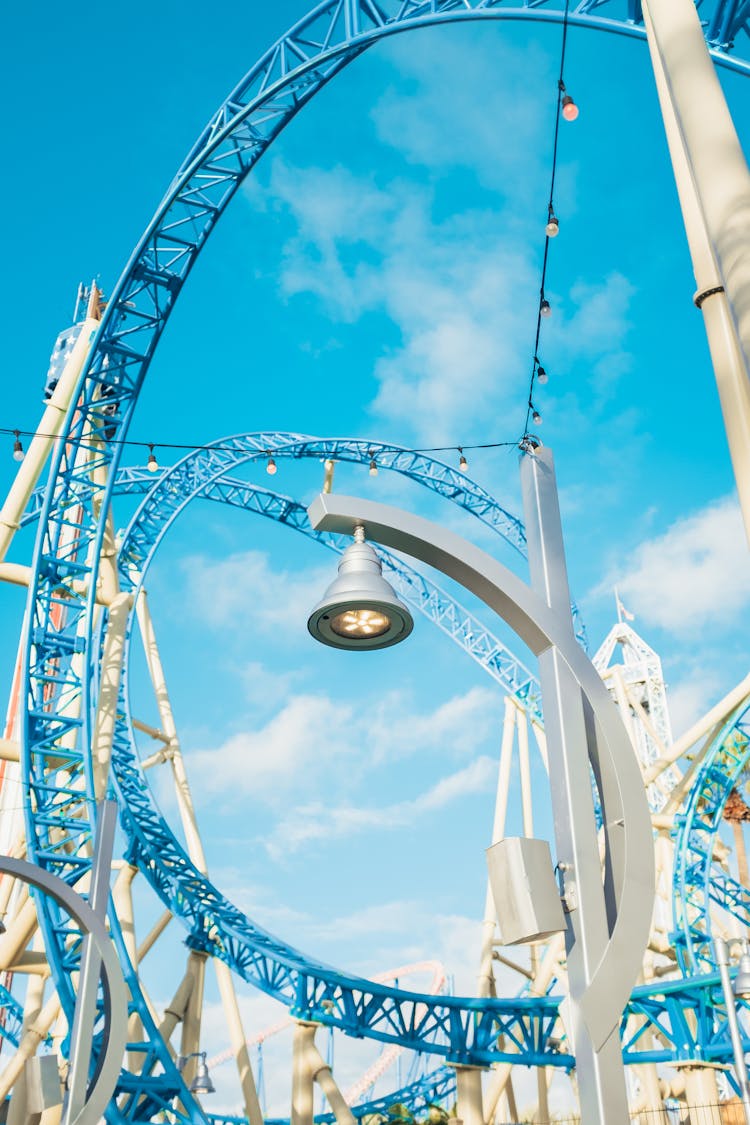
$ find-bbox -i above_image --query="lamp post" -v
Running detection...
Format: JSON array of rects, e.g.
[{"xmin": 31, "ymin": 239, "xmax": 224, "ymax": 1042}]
[
  {"xmin": 713, "ymin": 937, "xmax": 750, "ymax": 1123},
  {"xmin": 307, "ymin": 444, "xmax": 654, "ymax": 1124}
]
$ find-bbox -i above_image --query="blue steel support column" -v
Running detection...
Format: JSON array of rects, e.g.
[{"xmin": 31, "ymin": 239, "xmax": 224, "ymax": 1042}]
[{"xmin": 520, "ymin": 445, "xmax": 630, "ymax": 1122}]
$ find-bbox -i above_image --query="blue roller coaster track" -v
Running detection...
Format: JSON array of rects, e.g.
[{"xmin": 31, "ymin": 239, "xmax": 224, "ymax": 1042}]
[{"xmin": 18, "ymin": 2, "xmax": 750, "ymax": 1119}]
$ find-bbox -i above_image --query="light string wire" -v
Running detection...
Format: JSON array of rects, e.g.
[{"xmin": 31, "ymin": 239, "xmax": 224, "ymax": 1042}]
[
  {"xmin": 521, "ymin": 0, "xmax": 573, "ymax": 440},
  {"xmin": 0, "ymin": 425, "xmax": 518, "ymax": 462}
]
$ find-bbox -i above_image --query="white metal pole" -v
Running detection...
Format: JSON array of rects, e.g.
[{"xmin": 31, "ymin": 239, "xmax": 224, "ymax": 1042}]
[{"xmin": 713, "ymin": 938, "xmax": 750, "ymax": 1124}]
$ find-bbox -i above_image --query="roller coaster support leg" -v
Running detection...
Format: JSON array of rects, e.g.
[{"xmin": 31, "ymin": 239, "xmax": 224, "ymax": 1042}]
[
  {"xmin": 452, "ymin": 1065, "xmax": 484, "ymax": 1125},
  {"xmin": 179, "ymin": 949, "xmax": 208, "ymax": 1089},
  {"xmin": 214, "ymin": 960, "xmax": 264, "ymax": 1125},
  {"xmin": 7, "ymin": 934, "xmax": 48, "ymax": 1125},
  {"xmin": 292, "ymin": 1020, "xmax": 354, "ymax": 1125},
  {"xmin": 0, "ymin": 300, "xmax": 100, "ymax": 564},
  {"xmin": 477, "ymin": 697, "xmax": 517, "ymax": 999},
  {"xmin": 92, "ymin": 593, "xmax": 132, "ymax": 799},
  {"xmin": 292, "ymin": 1022, "xmax": 317, "ymax": 1125},
  {"xmin": 676, "ymin": 1063, "xmax": 723, "ymax": 1124},
  {"xmin": 642, "ymin": 0, "xmax": 750, "ymax": 547}
]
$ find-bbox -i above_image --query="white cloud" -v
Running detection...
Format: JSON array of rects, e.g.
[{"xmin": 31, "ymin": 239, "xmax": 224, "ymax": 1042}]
[
  {"xmin": 601, "ymin": 495, "xmax": 750, "ymax": 634},
  {"xmin": 370, "ymin": 29, "xmax": 554, "ymax": 194},
  {"xmin": 187, "ymin": 693, "xmax": 356, "ymax": 802},
  {"xmin": 266, "ymin": 754, "xmax": 497, "ymax": 857},
  {"xmin": 185, "ymin": 684, "xmax": 499, "ymax": 809},
  {"xmin": 181, "ymin": 548, "xmax": 330, "ymax": 637}
]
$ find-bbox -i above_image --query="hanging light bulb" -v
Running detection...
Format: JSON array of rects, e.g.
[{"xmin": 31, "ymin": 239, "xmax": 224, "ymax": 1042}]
[
  {"xmin": 458, "ymin": 448, "xmax": 468, "ymax": 472},
  {"xmin": 266, "ymin": 453, "xmax": 277, "ymax": 475},
  {"xmin": 532, "ymin": 407, "xmax": 543, "ymax": 426},
  {"xmin": 540, "ymin": 298, "xmax": 551, "ymax": 318},
  {"xmin": 560, "ymin": 85, "xmax": 579, "ymax": 121},
  {"xmin": 545, "ymin": 211, "xmax": 559, "ymax": 237},
  {"xmin": 147, "ymin": 445, "xmax": 158, "ymax": 472},
  {"xmin": 368, "ymin": 451, "xmax": 378, "ymax": 477},
  {"xmin": 537, "ymin": 365, "xmax": 549, "ymax": 385},
  {"xmin": 12, "ymin": 432, "xmax": 24, "ymax": 463}
]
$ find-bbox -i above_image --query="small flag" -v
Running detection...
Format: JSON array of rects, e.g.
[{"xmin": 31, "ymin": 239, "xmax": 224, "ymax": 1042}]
[{"xmin": 615, "ymin": 587, "xmax": 635, "ymax": 622}]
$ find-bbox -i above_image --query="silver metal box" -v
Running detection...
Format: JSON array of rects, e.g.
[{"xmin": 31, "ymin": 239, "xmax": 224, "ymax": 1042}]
[
  {"xmin": 486, "ymin": 836, "xmax": 566, "ymax": 945},
  {"xmin": 25, "ymin": 1053, "xmax": 62, "ymax": 1113}
]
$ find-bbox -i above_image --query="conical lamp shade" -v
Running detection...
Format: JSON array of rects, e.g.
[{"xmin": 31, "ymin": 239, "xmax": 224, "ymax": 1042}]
[
  {"xmin": 308, "ymin": 538, "xmax": 413, "ymax": 650},
  {"xmin": 190, "ymin": 1056, "xmax": 215, "ymax": 1095}
]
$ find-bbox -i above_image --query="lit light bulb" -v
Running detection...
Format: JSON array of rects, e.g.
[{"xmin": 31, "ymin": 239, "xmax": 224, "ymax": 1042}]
[
  {"xmin": 147, "ymin": 446, "xmax": 158, "ymax": 472},
  {"xmin": 561, "ymin": 94, "xmax": 579, "ymax": 121},
  {"xmin": 537, "ymin": 366, "xmax": 548, "ymax": 385},
  {"xmin": 545, "ymin": 212, "xmax": 559, "ymax": 237},
  {"xmin": 12, "ymin": 433, "xmax": 24, "ymax": 463},
  {"xmin": 532, "ymin": 409, "xmax": 543, "ymax": 425},
  {"xmin": 266, "ymin": 454, "xmax": 277, "ymax": 475},
  {"xmin": 369, "ymin": 456, "xmax": 378, "ymax": 477},
  {"xmin": 540, "ymin": 298, "xmax": 551, "ymax": 318},
  {"xmin": 458, "ymin": 448, "xmax": 468, "ymax": 472}
]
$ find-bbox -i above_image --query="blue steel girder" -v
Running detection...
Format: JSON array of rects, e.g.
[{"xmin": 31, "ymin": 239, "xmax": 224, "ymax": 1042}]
[{"xmin": 672, "ymin": 709, "xmax": 750, "ymax": 973}]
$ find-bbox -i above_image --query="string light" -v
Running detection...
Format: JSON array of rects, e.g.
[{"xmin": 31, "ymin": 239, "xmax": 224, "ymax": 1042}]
[
  {"xmin": 12, "ymin": 432, "xmax": 24, "ymax": 463},
  {"xmin": 0, "ymin": 425, "xmax": 523, "ymax": 472},
  {"xmin": 368, "ymin": 451, "xmax": 378, "ymax": 477},
  {"xmin": 266, "ymin": 453, "xmax": 277, "ymax": 475},
  {"xmin": 560, "ymin": 83, "xmax": 579, "ymax": 122},
  {"xmin": 521, "ymin": 0, "xmax": 574, "ymax": 438},
  {"xmin": 458, "ymin": 448, "xmax": 468, "ymax": 472}
]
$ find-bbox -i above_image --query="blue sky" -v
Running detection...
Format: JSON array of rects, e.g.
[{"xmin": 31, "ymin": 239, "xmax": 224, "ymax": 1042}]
[{"xmin": 2, "ymin": 1, "xmax": 750, "ymax": 1115}]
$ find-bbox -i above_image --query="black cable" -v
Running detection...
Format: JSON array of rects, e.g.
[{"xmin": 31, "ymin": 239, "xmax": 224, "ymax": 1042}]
[{"xmin": 521, "ymin": 0, "xmax": 573, "ymax": 440}]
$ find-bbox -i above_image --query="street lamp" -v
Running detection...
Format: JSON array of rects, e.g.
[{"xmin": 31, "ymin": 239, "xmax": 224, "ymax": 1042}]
[
  {"xmin": 178, "ymin": 1052, "xmax": 215, "ymax": 1096},
  {"xmin": 713, "ymin": 937, "xmax": 750, "ymax": 1123},
  {"xmin": 306, "ymin": 444, "xmax": 654, "ymax": 1124},
  {"xmin": 307, "ymin": 523, "xmax": 413, "ymax": 650}
]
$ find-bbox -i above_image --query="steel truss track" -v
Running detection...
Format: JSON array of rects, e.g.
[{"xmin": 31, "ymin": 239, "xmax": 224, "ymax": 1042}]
[
  {"xmin": 672, "ymin": 706, "xmax": 750, "ymax": 973},
  {"xmin": 111, "ymin": 438, "xmax": 564, "ymax": 1071},
  {"xmin": 20, "ymin": 3, "xmax": 750, "ymax": 1119}
]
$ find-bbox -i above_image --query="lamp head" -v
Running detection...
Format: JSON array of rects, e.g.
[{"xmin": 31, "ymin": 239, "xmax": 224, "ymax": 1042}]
[
  {"xmin": 307, "ymin": 526, "xmax": 413, "ymax": 650},
  {"xmin": 189, "ymin": 1053, "xmax": 215, "ymax": 1096}
]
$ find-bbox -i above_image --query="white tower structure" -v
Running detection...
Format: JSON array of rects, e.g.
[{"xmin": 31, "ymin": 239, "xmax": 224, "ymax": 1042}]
[{"xmin": 593, "ymin": 611, "xmax": 679, "ymax": 812}]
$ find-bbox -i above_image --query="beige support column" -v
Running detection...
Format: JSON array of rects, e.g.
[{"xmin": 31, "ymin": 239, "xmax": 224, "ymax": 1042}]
[
  {"xmin": 453, "ymin": 1066, "xmax": 484, "ymax": 1125},
  {"xmin": 214, "ymin": 959, "xmax": 264, "ymax": 1125},
  {"xmin": 180, "ymin": 949, "xmax": 208, "ymax": 1087},
  {"xmin": 306, "ymin": 1042, "xmax": 355, "ymax": 1125},
  {"xmin": 159, "ymin": 969, "xmax": 194, "ymax": 1045},
  {"xmin": 7, "ymin": 932, "xmax": 47, "ymax": 1125},
  {"xmin": 676, "ymin": 1062, "xmax": 722, "ymax": 1124},
  {"xmin": 0, "ymin": 309, "xmax": 100, "ymax": 564},
  {"xmin": 292, "ymin": 1022, "xmax": 317, "ymax": 1125},
  {"xmin": 477, "ymin": 697, "xmax": 517, "ymax": 999},
  {"xmin": 91, "ymin": 592, "xmax": 133, "ymax": 800},
  {"xmin": 642, "ymin": 0, "xmax": 750, "ymax": 546},
  {"xmin": 0, "ymin": 994, "xmax": 61, "ymax": 1102},
  {"xmin": 0, "ymin": 899, "xmax": 39, "ymax": 970}
]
